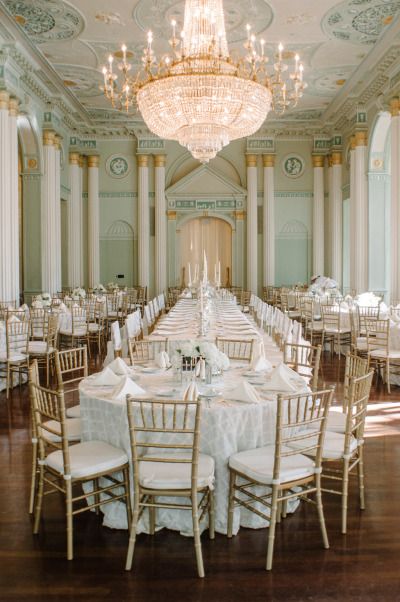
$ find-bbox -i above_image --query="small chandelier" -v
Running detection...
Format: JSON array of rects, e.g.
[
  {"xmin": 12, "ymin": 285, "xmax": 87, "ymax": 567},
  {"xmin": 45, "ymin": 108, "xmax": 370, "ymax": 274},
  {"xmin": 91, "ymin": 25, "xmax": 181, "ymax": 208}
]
[{"xmin": 102, "ymin": 0, "xmax": 307, "ymax": 163}]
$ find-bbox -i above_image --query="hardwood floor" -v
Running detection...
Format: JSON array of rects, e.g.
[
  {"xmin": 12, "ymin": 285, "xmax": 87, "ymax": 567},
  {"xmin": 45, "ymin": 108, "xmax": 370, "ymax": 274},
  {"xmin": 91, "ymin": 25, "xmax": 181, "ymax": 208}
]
[{"xmin": 1, "ymin": 354, "xmax": 399, "ymax": 602}]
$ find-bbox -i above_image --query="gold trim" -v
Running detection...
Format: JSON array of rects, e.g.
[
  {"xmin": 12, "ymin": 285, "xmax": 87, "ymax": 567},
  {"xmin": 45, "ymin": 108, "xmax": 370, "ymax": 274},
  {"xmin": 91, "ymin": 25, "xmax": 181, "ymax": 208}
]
[
  {"xmin": 246, "ymin": 154, "xmax": 257, "ymax": 168},
  {"xmin": 331, "ymin": 151, "xmax": 342, "ymax": 166},
  {"xmin": 390, "ymin": 97, "xmax": 399, "ymax": 117},
  {"xmin": 167, "ymin": 210, "xmax": 177, "ymax": 220},
  {"xmin": 327, "ymin": 154, "xmax": 333, "ymax": 168},
  {"xmin": 355, "ymin": 131, "xmax": 368, "ymax": 147},
  {"xmin": 350, "ymin": 135, "xmax": 356, "ymax": 151},
  {"xmin": 79, "ymin": 155, "xmax": 86, "ymax": 168},
  {"xmin": 233, "ymin": 210, "xmax": 245, "ymax": 220},
  {"xmin": 263, "ymin": 154, "xmax": 275, "ymax": 168},
  {"xmin": 8, "ymin": 98, "xmax": 19, "ymax": 117},
  {"xmin": 137, "ymin": 155, "xmax": 149, "ymax": 168},
  {"xmin": 43, "ymin": 130, "xmax": 56, "ymax": 146},
  {"xmin": 312, "ymin": 155, "xmax": 325, "ymax": 168},
  {"xmin": 0, "ymin": 91, "xmax": 10, "ymax": 110},
  {"xmin": 154, "ymin": 155, "xmax": 166, "ymax": 167},
  {"xmin": 88, "ymin": 155, "xmax": 100, "ymax": 168},
  {"xmin": 69, "ymin": 152, "xmax": 80, "ymax": 165},
  {"xmin": 54, "ymin": 135, "xmax": 62, "ymax": 151}
]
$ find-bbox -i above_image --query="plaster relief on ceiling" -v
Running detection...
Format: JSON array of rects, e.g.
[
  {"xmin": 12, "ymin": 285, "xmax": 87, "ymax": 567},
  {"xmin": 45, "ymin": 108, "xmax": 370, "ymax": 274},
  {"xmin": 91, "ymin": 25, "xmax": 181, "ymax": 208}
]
[
  {"xmin": 306, "ymin": 66, "xmax": 355, "ymax": 96},
  {"xmin": 55, "ymin": 65, "xmax": 104, "ymax": 97},
  {"xmin": 4, "ymin": 0, "xmax": 84, "ymax": 43},
  {"xmin": 133, "ymin": 0, "xmax": 273, "ymax": 44},
  {"xmin": 322, "ymin": 0, "xmax": 400, "ymax": 45}
]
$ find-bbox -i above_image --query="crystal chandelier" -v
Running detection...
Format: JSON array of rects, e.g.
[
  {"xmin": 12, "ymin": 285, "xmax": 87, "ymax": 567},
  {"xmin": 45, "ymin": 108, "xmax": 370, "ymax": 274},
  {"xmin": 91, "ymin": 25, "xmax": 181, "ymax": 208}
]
[{"xmin": 102, "ymin": 0, "xmax": 307, "ymax": 162}]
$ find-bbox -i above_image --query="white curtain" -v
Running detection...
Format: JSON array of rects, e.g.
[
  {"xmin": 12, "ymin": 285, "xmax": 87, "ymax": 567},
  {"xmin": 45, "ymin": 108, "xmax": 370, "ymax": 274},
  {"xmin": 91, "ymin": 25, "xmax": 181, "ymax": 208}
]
[{"xmin": 180, "ymin": 217, "xmax": 232, "ymax": 285}]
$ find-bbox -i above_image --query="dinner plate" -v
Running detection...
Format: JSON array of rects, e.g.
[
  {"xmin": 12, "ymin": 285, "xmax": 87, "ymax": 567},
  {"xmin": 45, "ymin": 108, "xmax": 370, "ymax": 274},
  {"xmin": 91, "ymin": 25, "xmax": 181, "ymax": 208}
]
[
  {"xmin": 199, "ymin": 388, "xmax": 221, "ymax": 398},
  {"xmin": 140, "ymin": 367, "xmax": 161, "ymax": 374},
  {"xmin": 155, "ymin": 388, "xmax": 179, "ymax": 397}
]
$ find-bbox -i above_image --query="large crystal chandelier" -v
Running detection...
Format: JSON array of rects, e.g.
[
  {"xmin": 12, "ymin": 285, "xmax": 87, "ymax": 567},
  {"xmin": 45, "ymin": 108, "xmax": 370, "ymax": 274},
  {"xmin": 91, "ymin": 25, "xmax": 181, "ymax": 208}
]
[{"xmin": 102, "ymin": 0, "xmax": 307, "ymax": 162}]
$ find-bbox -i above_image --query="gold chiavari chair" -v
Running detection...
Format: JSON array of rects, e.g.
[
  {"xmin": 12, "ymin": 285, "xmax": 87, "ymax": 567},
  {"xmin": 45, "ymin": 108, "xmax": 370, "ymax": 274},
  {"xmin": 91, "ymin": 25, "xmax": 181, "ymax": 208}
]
[
  {"xmin": 59, "ymin": 306, "xmax": 89, "ymax": 351},
  {"xmin": 283, "ymin": 343, "xmax": 322, "ymax": 391},
  {"xmin": 30, "ymin": 371, "xmax": 131, "ymax": 560},
  {"xmin": 55, "ymin": 346, "xmax": 88, "ymax": 418},
  {"xmin": 303, "ymin": 298, "xmax": 323, "ymax": 346},
  {"xmin": 86, "ymin": 299, "xmax": 106, "ymax": 357},
  {"xmin": 227, "ymin": 388, "xmax": 333, "ymax": 570},
  {"xmin": 0, "ymin": 300, "xmax": 17, "ymax": 319},
  {"xmin": 0, "ymin": 318, "xmax": 30, "ymax": 398},
  {"xmin": 238, "ymin": 290, "xmax": 252, "ymax": 313},
  {"xmin": 366, "ymin": 318, "xmax": 400, "ymax": 393},
  {"xmin": 215, "ymin": 337, "xmax": 254, "ymax": 362},
  {"xmin": 321, "ymin": 305, "xmax": 351, "ymax": 357},
  {"xmin": 30, "ymin": 307, "xmax": 47, "ymax": 340},
  {"xmin": 28, "ymin": 313, "xmax": 59, "ymax": 386},
  {"xmin": 125, "ymin": 396, "xmax": 215, "ymax": 577},
  {"xmin": 128, "ymin": 339, "xmax": 167, "ymax": 365}
]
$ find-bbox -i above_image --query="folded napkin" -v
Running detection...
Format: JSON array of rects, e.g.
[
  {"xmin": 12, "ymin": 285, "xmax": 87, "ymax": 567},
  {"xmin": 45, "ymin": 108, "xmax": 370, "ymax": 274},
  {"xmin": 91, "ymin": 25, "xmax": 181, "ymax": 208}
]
[
  {"xmin": 111, "ymin": 321, "xmax": 122, "ymax": 351},
  {"xmin": 90, "ymin": 367, "xmax": 121, "ymax": 386},
  {"xmin": 156, "ymin": 351, "xmax": 171, "ymax": 369},
  {"xmin": 265, "ymin": 362, "xmax": 306, "ymax": 392},
  {"xmin": 112, "ymin": 376, "xmax": 147, "ymax": 401},
  {"xmin": 108, "ymin": 357, "xmax": 132, "ymax": 376},
  {"xmin": 183, "ymin": 381, "xmax": 199, "ymax": 401},
  {"xmin": 8, "ymin": 314, "xmax": 20, "ymax": 323},
  {"xmin": 224, "ymin": 381, "xmax": 260, "ymax": 404},
  {"xmin": 195, "ymin": 358, "xmax": 206, "ymax": 379},
  {"xmin": 58, "ymin": 302, "xmax": 68, "ymax": 313},
  {"xmin": 250, "ymin": 354, "xmax": 272, "ymax": 373},
  {"xmin": 20, "ymin": 304, "xmax": 29, "ymax": 312}
]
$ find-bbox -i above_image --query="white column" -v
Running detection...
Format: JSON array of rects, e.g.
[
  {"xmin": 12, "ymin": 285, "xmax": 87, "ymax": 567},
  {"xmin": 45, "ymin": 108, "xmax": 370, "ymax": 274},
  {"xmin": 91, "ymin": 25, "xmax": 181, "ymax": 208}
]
[
  {"xmin": 41, "ymin": 130, "xmax": 61, "ymax": 294},
  {"xmin": 330, "ymin": 151, "xmax": 343, "ymax": 286},
  {"xmin": 54, "ymin": 136, "xmax": 62, "ymax": 292},
  {"xmin": 390, "ymin": 98, "xmax": 400, "ymax": 303},
  {"xmin": 0, "ymin": 91, "xmax": 12, "ymax": 301},
  {"xmin": 246, "ymin": 154, "xmax": 258, "ymax": 293},
  {"xmin": 263, "ymin": 154, "xmax": 275, "ymax": 286},
  {"xmin": 349, "ymin": 136, "xmax": 356, "ymax": 291},
  {"xmin": 137, "ymin": 155, "xmax": 150, "ymax": 290},
  {"xmin": 154, "ymin": 154, "xmax": 167, "ymax": 295},
  {"xmin": 9, "ymin": 98, "xmax": 20, "ymax": 303},
  {"xmin": 312, "ymin": 155, "xmax": 325, "ymax": 277},
  {"xmin": 87, "ymin": 155, "xmax": 100, "ymax": 288},
  {"xmin": 68, "ymin": 152, "xmax": 82, "ymax": 288},
  {"xmin": 353, "ymin": 131, "xmax": 369, "ymax": 293}
]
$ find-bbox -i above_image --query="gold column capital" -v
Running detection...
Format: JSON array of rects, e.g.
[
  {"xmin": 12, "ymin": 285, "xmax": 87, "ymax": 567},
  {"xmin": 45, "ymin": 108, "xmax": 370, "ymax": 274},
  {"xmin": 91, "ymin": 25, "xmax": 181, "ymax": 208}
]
[
  {"xmin": 262, "ymin": 154, "xmax": 275, "ymax": 168},
  {"xmin": 54, "ymin": 134, "xmax": 62, "ymax": 151},
  {"xmin": 167, "ymin": 210, "xmax": 177, "ymax": 220},
  {"xmin": 390, "ymin": 97, "xmax": 399, "ymax": 117},
  {"xmin": 88, "ymin": 155, "xmax": 100, "ymax": 168},
  {"xmin": 8, "ymin": 97, "xmax": 19, "ymax": 117},
  {"xmin": 43, "ymin": 130, "xmax": 56, "ymax": 146},
  {"xmin": 350, "ymin": 135, "xmax": 356, "ymax": 151},
  {"xmin": 327, "ymin": 154, "xmax": 333, "ymax": 168},
  {"xmin": 154, "ymin": 154, "xmax": 166, "ymax": 167},
  {"xmin": 312, "ymin": 155, "xmax": 325, "ymax": 168},
  {"xmin": 246, "ymin": 154, "xmax": 258, "ymax": 168},
  {"xmin": 0, "ymin": 90, "xmax": 10, "ymax": 110},
  {"xmin": 137, "ymin": 154, "xmax": 149, "ymax": 168},
  {"xmin": 331, "ymin": 151, "xmax": 342, "ymax": 166},
  {"xmin": 69, "ymin": 152, "xmax": 80, "ymax": 165},
  {"xmin": 355, "ymin": 130, "xmax": 368, "ymax": 147},
  {"xmin": 79, "ymin": 155, "xmax": 86, "ymax": 168},
  {"xmin": 233, "ymin": 210, "xmax": 246, "ymax": 220}
]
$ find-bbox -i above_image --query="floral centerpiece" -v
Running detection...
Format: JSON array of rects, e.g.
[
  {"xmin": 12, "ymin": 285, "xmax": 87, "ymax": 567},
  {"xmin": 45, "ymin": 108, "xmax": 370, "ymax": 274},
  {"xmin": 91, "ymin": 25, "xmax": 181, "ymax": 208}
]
[
  {"xmin": 93, "ymin": 283, "xmax": 106, "ymax": 293},
  {"xmin": 72, "ymin": 287, "xmax": 86, "ymax": 300},
  {"xmin": 32, "ymin": 292, "xmax": 52, "ymax": 308},
  {"xmin": 169, "ymin": 340, "xmax": 230, "ymax": 373},
  {"xmin": 107, "ymin": 282, "xmax": 120, "ymax": 292}
]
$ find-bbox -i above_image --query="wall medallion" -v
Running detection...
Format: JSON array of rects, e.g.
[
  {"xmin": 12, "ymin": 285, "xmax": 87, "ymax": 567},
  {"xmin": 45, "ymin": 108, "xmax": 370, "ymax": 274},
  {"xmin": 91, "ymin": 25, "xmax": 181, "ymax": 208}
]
[
  {"xmin": 106, "ymin": 155, "xmax": 130, "ymax": 179},
  {"xmin": 282, "ymin": 155, "xmax": 305, "ymax": 178}
]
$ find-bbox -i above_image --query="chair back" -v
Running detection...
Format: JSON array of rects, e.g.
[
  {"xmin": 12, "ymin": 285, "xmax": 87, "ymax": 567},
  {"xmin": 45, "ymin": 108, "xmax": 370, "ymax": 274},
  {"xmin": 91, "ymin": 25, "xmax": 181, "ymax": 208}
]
[
  {"xmin": 344, "ymin": 372, "xmax": 374, "ymax": 457},
  {"xmin": 283, "ymin": 343, "xmax": 322, "ymax": 391},
  {"xmin": 343, "ymin": 353, "xmax": 369, "ymax": 411},
  {"xmin": 215, "ymin": 337, "xmax": 254, "ymax": 361},
  {"xmin": 128, "ymin": 339, "xmax": 167, "ymax": 363},
  {"xmin": 321, "ymin": 305, "xmax": 341, "ymax": 330},
  {"xmin": 274, "ymin": 389, "xmax": 333, "ymax": 481},
  {"xmin": 365, "ymin": 318, "xmax": 390, "ymax": 353},
  {"xmin": 6, "ymin": 319, "xmax": 30, "ymax": 357},
  {"xmin": 126, "ymin": 396, "xmax": 202, "ymax": 495},
  {"xmin": 54, "ymin": 346, "xmax": 88, "ymax": 402},
  {"xmin": 71, "ymin": 306, "xmax": 87, "ymax": 335}
]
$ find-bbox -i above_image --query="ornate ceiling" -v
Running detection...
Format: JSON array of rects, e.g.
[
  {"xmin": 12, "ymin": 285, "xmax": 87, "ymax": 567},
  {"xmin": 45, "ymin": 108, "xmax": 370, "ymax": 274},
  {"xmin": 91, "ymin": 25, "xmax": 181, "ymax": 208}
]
[{"xmin": 1, "ymin": 0, "xmax": 400, "ymax": 134}]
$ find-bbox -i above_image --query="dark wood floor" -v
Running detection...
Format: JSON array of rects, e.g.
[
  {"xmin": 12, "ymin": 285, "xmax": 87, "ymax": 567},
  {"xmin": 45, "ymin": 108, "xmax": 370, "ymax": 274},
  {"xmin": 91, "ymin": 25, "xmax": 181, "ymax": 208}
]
[{"xmin": 1, "ymin": 354, "xmax": 399, "ymax": 602}]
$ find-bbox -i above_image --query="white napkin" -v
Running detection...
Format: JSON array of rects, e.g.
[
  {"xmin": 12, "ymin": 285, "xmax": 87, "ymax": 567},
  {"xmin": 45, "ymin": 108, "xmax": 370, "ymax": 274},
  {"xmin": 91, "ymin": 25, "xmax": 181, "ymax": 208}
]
[
  {"xmin": 112, "ymin": 376, "xmax": 147, "ymax": 401},
  {"xmin": 265, "ymin": 362, "xmax": 306, "ymax": 392},
  {"xmin": 90, "ymin": 367, "xmax": 122, "ymax": 386},
  {"xmin": 156, "ymin": 351, "xmax": 171, "ymax": 369},
  {"xmin": 20, "ymin": 304, "xmax": 29, "ymax": 312},
  {"xmin": 224, "ymin": 381, "xmax": 260, "ymax": 404},
  {"xmin": 7, "ymin": 314, "xmax": 20, "ymax": 323},
  {"xmin": 108, "ymin": 357, "xmax": 132, "ymax": 376},
  {"xmin": 183, "ymin": 381, "xmax": 199, "ymax": 401},
  {"xmin": 58, "ymin": 302, "xmax": 68, "ymax": 313},
  {"xmin": 195, "ymin": 358, "xmax": 206, "ymax": 379},
  {"xmin": 250, "ymin": 354, "xmax": 272, "ymax": 372},
  {"xmin": 111, "ymin": 321, "xmax": 122, "ymax": 351},
  {"xmin": 32, "ymin": 300, "xmax": 43, "ymax": 308}
]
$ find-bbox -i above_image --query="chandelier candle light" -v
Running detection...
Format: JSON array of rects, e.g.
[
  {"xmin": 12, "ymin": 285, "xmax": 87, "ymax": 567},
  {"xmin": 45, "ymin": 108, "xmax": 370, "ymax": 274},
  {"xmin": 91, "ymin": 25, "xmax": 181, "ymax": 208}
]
[{"xmin": 102, "ymin": 0, "xmax": 307, "ymax": 162}]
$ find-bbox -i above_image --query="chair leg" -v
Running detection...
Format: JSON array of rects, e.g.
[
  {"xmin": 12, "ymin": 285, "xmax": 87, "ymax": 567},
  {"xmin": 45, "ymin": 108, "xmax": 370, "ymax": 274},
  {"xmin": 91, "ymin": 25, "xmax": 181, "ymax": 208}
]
[
  {"xmin": 148, "ymin": 497, "xmax": 156, "ymax": 535},
  {"xmin": 358, "ymin": 448, "xmax": 366, "ymax": 511},
  {"xmin": 94, "ymin": 478, "xmax": 100, "ymax": 515},
  {"xmin": 125, "ymin": 496, "xmax": 140, "ymax": 571},
  {"xmin": 341, "ymin": 458, "xmax": 350, "ymax": 534},
  {"xmin": 123, "ymin": 467, "xmax": 132, "ymax": 532},
  {"xmin": 386, "ymin": 360, "xmax": 391, "ymax": 394},
  {"xmin": 316, "ymin": 474, "xmax": 329, "ymax": 548},
  {"xmin": 227, "ymin": 469, "xmax": 235, "ymax": 538},
  {"xmin": 66, "ymin": 479, "xmax": 74, "ymax": 560},
  {"xmin": 6, "ymin": 364, "xmax": 10, "ymax": 399},
  {"xmin": 33, "ymin": 464, "xmax": 45, "ymax": 534},
  {"xmin": 266, "ymin": 486, "xmax": 279, "ymax": 571},
  {"xmin": 209, "ymin": 489, "xmax": 215, "ymax": 540},
  {"xmin": 191, "ymin": 494, "xmax": 205, "ymax": 578},
  {"xmin": 29, "ymin": 441, "xmax": 38, "ymax": 514}
]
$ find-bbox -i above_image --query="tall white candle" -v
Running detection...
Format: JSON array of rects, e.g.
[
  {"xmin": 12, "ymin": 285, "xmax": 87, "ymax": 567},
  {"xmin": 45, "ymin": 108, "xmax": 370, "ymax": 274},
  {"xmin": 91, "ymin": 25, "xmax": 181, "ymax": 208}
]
[
  {"xmin": 218, "ymin": 260, "xmax": 221, "ymax": 286},
  {"xmin": 188, "ymin": 262, "xmax": 192, "ymax": 286}
]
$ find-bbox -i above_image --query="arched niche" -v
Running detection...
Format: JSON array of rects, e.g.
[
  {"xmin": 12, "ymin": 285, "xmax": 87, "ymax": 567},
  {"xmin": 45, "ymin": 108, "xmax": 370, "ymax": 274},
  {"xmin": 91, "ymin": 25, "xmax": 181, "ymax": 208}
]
[
  {"xmin": 100, "ymin": 220, "xmax": 135, "ymax": 287},
  {"xmin": 276, "ymin": 220, "xmax": 311, "ymax": 286}
]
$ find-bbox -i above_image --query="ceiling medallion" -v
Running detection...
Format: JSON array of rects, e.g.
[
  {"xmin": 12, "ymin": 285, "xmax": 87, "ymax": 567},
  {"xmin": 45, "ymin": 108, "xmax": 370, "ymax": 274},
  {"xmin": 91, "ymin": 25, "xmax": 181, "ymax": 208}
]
[{"xmin": 102, "ymin": 0, "xmax": 307, "ymax": 162}]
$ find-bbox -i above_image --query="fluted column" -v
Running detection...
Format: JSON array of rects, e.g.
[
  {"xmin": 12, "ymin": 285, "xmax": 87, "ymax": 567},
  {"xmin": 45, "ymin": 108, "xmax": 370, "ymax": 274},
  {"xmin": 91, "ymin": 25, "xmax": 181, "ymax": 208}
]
[
  {"xmin": 41, "ymin": 130, "xmax": 61, "ymax": 294},
  {"xmin": 246, "ymin": 154, "xmax": 258, "ymax": 293},
  {"xmin": 137, "ymin": 155, "xmax": 150, "ymax": 289},
  {"xmin": 263, "ymin": 154, "xmax": 275, "ymax": 287},
  {"xmin": 68, "ymin": 152, "xmax": 82, "ymax": 288},
  {"xmin": 54, "ymin": 136, "xmax": 62, "ymax": 292},
  {"xmin": 88, "ymin": 155, "xmax": 100, "ymax": 288},
  {"xmin": 0, "ymin": 92, "xmax": 12, "ymax": 301},
  {"xmin": 9, "ymin": 98, "xmax": 20, "ymax": 303},
  {"xmin": 349, "ymin": 136, "xmax": 356, "ymax": 291},
  {"xmin": 312, "ymin": 155, "xmax": 325, "ymax": 277},
  {"xmin": 352, "ymin": 131, "xmax": 369, "ymax": 293},
  {"xmin": 330, "ymin": 151, "xmax": 343, "ymax": 286},
  {"xmin": 154, "ymin": 155, "xmax": 167, "ymax": 294},
  {"xmin": 79, "ymin": 155, "xmax": 85, "ymax": 283},
  {"xmin": 390, "ymin": 98, "xmax": 400, "ymax": 303}
]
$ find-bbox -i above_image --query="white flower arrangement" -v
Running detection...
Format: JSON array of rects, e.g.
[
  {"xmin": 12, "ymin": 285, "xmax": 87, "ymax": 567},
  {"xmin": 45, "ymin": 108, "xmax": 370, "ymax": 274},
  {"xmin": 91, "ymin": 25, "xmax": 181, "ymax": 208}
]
[
  {"xmin": 33, "ymin": 292, "xmax": 52, "ymax": 307},
  {"xmin": 356, "ymin": 291, "xmax": 381, "ymax": 308},
  {"xmin": 169, "ymin": 339, "xmax": 230, "ymax": 372},
  {"xmin": 107, "ymin": 281, "xmax": 120, "ymax": 292},
  {"xmin": 94, "ymin": 283, "xmax": 106, "ymax": 293},
  {"xmin": 72, "ymin": 287, "xmax": 86, "ymax": 299}
]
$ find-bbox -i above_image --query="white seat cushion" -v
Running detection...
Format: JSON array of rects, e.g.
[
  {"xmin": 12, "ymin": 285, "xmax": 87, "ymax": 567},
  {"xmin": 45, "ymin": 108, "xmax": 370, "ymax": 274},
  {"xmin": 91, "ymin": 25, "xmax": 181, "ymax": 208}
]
[
  {"xmin": 0, "ymin": 352, "xmax": 28, "ymax": 362},
  {"xmin": 46, "ymin": 440, "xmax": 128, "ymax": 479},
  {"xmin": 60, "ymin": 328, "xmax": 87, "ymax": 336},
  {"xmin": 355, "ymin": 337, "xmax": 367, "ymax": 350},
  {"xmin": 228, "ymin": 444, "xmax": 315, "ymax": 485},
  {"xmin": 42, "ymin": 418, "xmax": 81, "ymax": 443},
  {"xmin": 288, "ymin": 430, "xmax": 358, "ymax": 460},
  {"xmin": 28, "ymin": 341, "xmax": 55, "ymax": 354},
  {"xmin": 66, "ymin": 404, "xmax": 81, "ymax": 418},
  {"xmin": 88, "ymin": 323, "xmax": 103, "ymax": 332},
  {"xmin": 326, "ymin": 410, "xmax": 347, "ymax": 434},
  {"xmin": 324, "ymin": 327, "xmax": 351, "ymax": 334},
  {"xmin": 370, "ymin": 348, "xmax": 400, "ymax": 359},
  {"xmin": 139, "ymin": 452, "xmax": 215, "ymax": 490},
  {"xmin": 309, "ymin": 323, "xmax": 323, "ymax": 331}
]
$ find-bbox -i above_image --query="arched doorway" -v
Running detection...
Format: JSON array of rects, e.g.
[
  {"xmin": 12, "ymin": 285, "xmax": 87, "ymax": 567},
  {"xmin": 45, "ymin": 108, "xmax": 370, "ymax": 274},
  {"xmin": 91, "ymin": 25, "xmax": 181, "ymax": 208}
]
[{"xmin": 180, "ymin": 217, "xmax": 232, "ymax": 286}]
